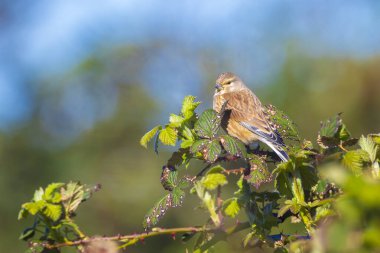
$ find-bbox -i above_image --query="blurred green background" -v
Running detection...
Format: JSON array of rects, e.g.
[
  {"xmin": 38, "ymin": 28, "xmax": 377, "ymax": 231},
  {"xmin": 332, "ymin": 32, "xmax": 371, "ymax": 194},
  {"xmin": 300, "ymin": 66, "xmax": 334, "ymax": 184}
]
[{"xmin": 1, "ymin": 1, "xmax": 380, "ymax": 252}]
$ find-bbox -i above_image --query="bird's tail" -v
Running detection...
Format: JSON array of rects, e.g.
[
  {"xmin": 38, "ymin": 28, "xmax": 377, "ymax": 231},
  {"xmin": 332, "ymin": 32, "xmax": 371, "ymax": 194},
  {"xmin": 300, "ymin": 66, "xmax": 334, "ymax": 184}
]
[{"xmin": 260, "ymin": 139, "xmax": 289, "ymax": 162}]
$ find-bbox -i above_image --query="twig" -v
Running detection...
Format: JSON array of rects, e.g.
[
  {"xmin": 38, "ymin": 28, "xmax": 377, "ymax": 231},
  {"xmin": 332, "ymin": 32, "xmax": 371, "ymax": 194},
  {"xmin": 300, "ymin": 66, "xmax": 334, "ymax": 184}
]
[
  {"xmin": 32, "ymin": 226, "xmax": 213, "ymax": 250},
  {"xmin": 28, "ymin": 221, "xmax": 310, "ymax": 251}
]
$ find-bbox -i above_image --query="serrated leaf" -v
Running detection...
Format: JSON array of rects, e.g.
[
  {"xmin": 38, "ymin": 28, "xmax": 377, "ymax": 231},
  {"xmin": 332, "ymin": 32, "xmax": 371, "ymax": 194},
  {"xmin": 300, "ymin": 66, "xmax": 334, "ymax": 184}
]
[
  {"xmin": 143, "ymin": 194, "xmax": 171, "ymax": 229},
  {"xmin": 169, "ymin": 114, "xmax": 185, "ymax": 128},
  {"xmin": 44, "ymin": 183, "xmax": 64, "ymax": 203},
  {"xmin": 190, "ymin": 139, "xmax": 207, "ymax": 153},
  {"xmin": 319, "ymin": 115, "xmax": 342, "ymax": 138},
  {"xmin": 140, "ymin": 125, "xmax": 162, "ymax": 148},
  {"xmin": 22, "ymin": 202, "xmax": 43, "ymax": 216},
  {"xmin": 202, "ymin": 173, "xmax": 227, "ymax": 190},
  {"xmin": 342, "ymin": 150, "xmax": 369, "ymax": 176},
  {"xmin": 220, "ymin": 135, "xmax": 246, "ymax": 158},
  {"xmin": 61, "ymin": 182, "xmax": 84, "ymax": 214},
  {"xmin": 318, "ymin": 115, "xmax": 341, "ymax": 149},
  {"xmin": 314, "ymin": 204, "xmax": 335, "ymax": 222},
  {"xmin": 204, "ymin": 140, "xmax": 222, "ymax": 163},
  {"xmin": 171, "ymin": 187, "xmax": 185, "ymax": 207},
  {"xmin": 181, "ymin": 95, "xmax": 201, "ymax": 119},
  {"xmin": 265, "ymin": 105, "xmax": 300, "ymax": 141},
  {"xmin": 245, "ymin": 160, "xmax": 272, "ymax": 189},
  {"xmin": 43, "ymin": 203, "xmax": 63, "ymax": 222},
  {"xmin": 182, "ymin": 126, "xmax": 195, "ymax": 140},
  {"xmin": 161, "ymin": 167, "xmax": 178, "ymax": 191},
  {"xmin": 223, "ymin": 198, "xmax": 240, "ymax": 218},
  {"xmin": 194, "ymin": 109, "xmax": 220, "ymax": 139},
  {"xmin": 359, "ymin": 135, "xmax": 378, "ymax": 163},
  {"xmin": 159, "ymin": 127, "xmax": 177, "ymax": 146},
  {"xmin": 143, "ymin": 189, "xmax": 185, "ymax": 229}
]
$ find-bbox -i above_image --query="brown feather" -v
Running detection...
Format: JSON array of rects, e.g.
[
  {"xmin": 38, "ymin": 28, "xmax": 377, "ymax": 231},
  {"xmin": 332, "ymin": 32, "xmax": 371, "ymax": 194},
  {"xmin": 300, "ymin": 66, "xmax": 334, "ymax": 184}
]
[{"xmin": 213, "ymin": 88, "xmax": 273, "ymax": 144}]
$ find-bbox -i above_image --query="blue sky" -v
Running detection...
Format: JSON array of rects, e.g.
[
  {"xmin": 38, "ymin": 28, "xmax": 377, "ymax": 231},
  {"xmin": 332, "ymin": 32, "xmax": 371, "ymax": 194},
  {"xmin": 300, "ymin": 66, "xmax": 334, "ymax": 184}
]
[{"xmin": 1, "ymin": 0, "xmax": 380, "ymax": 132}]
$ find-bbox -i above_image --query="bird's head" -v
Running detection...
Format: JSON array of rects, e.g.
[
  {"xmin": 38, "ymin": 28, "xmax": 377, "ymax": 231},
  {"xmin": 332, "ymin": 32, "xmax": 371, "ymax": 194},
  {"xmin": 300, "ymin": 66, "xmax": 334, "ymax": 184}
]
[{"xmin": 215, "ymin": 72, "xmax": 245, "ymax": 94}]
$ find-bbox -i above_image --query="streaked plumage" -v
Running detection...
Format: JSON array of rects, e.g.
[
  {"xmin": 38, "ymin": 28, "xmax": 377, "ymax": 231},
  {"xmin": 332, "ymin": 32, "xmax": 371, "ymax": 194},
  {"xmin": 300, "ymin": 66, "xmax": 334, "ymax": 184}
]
[{"xmin": 213, "ymin": 72, "xmax": 289, "ymax": 161}]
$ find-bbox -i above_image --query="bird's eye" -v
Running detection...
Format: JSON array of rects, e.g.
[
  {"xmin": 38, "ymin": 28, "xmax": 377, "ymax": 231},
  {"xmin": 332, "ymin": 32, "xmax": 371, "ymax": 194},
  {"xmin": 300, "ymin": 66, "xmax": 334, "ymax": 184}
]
[{"xmin": 225, "ymin": 81, "xmax": 232, "ymax": 85}]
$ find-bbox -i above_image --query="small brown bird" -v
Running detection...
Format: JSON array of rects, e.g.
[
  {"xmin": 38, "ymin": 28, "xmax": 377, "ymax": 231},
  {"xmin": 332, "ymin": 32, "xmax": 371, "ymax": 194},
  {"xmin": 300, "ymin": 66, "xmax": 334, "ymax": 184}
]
[{"xmin": 213, "ymin": 72, "xmax": 289, "ymax": 161}]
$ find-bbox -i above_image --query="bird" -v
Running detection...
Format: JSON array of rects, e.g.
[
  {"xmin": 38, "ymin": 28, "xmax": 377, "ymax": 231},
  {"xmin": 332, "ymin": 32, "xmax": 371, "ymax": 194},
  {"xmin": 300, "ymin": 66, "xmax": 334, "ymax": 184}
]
[{"xmin": 213, "ymin": 72, "xmax": 289, "ymax": 162}]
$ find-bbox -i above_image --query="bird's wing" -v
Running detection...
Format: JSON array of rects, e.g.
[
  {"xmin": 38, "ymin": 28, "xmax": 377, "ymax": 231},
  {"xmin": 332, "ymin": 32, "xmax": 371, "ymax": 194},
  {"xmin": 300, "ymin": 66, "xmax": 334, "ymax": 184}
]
[{"xmin": 221, "ymin": 89, "xmax": 285, "ymax": 147}]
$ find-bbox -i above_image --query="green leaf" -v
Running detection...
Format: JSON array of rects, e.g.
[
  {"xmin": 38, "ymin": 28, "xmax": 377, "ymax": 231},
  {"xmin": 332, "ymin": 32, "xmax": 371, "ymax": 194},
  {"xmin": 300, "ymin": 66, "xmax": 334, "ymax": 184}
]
[
  {"xmin": 160, "ymin": 167, "xmax": 178, "ymax": 191},
  {"xmin": 292, "ymin": 176, "xmax": 305, "ymax": 203},
  {"xmin": 369, "ymin": 134, "xmax": 380, "ymax": 146},
  {"xmin": 194, "ymin": 109, "xmax": 220, "ymax": 139},
  {"xmin": 278, "ymin": 204, "xmax": 292, "ymax": 217},
  {"xmin": 299, "ymin": 165, "xmax": 318, "ymax": 192},
  {"xmin": 202, "ymin": 173, "xmax": 227, "ymax": 190},
  {"xmin": 61, "ymin": 182, "xmax": 84, "ymax": 214},
  {"xmin": 43, "ymin": 203, "xmax": 63, "ymax": 222},
  {"xmin": 44, "ymin": 183, "xmax": 64, "ymax": 203},
  {"xmin": 342, "ymin": 150, "xmax": 369, "ymax": 176},
  {"xmin": 319, "ymin": 114, "xmax": 342, "ymax": 138},
  {"xmin": 169, "ymin": 114, "xmax": 185, "ymax": 128},
  {"xmin": 182, "ymin": 126, "xmax": 195, "ymax": 140},
  {"xmin": 220, "ymin": 135, "xmax": 247, "ymax": 158},
  {"xmin": 180, "ymin": 139, "xmax": 194, "ymax": 149},
  {"xmin": 19, "ymin": 227, "xmax": 35, "ymax": 241},
  {"xmin": 143, "ymin": 194, "xmax": 171, "ymax": 229},
  {"xmin": 245, "ymin": 159, "xmax": 272, "ymax": 189},
  {"xmin": 190, "ymin": 139, "xmax": 208, "ymax": 154},
  {"xmin": 33, "ymin": 187, "xmax": 44, "ymax": 202},
  {"xmin": 159, "ymin": 127, "xmax": 177, "ymax": 146},
  {"xmin": 181, "ymin": 95, "xmax": 201, "ymax": 119},
  {"xmin": 18, "ymin": 208, "xmax": 29, "ymax": 220},
  {"xmin": 140, "ymin": 125, "xmax": 162, "ymax": 148},
  {"xmin": 359, "ymin": 135, "xmax": 378, "ymax": 163},
  {"xmin": 171, "ymin": 187, "xmax": 185, "ymax": 207},
  {"xmin": 22, "ymin": 202, "xmax": 44, "ymax": 216},
  {"xmin": 207, "ymin": 165, "xmax": 225, "ymax": 175},
  {"xmin": 265, "ymin": 105, "xmax": 300, "ymax": 141},
  {"xmin": 223, "ymin": 198, "xmax": 240, "ymax": 218},
  {"xmin": 318, "ymin": 114, "xmax": 343, "ymax": 149},
  {"xmin": 274, "ymin": 172, "xmax": 292, "ymax": 198},
  {"xmin": 143, "ymin": 189, "xmax": 185, "ymax": 229},
  {"xmin": 243, "ymin": 231, "xmax": 255, "ymax": 247},
  {"xmin": 167, "ymin": 148, "xmax": 191, "ymax": 167},
  {"xmin": 204, "ymin": 140, "xmax": 222, "ymax": 163},
  {"xmin": 339, "ymin": 124, "xmax": 351, "ymax": 141},
  {"xmin": 191, "ymin": 139, "xmax": 222, "ymax": 162}
]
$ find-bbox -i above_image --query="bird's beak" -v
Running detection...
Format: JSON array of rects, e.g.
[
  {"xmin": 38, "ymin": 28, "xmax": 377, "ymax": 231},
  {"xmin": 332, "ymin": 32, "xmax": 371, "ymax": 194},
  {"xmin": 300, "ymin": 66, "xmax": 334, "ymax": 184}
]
[{"xmin": 215, "ymin": 83, "xmax": 222, "ymax": 91}]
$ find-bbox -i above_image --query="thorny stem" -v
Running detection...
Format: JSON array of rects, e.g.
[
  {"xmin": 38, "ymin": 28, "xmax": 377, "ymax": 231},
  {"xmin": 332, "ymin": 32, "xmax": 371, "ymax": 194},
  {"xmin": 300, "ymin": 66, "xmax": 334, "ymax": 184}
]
[{"xmin": 30, "ymin": 223, "xmax": 251, "ymax": 250}]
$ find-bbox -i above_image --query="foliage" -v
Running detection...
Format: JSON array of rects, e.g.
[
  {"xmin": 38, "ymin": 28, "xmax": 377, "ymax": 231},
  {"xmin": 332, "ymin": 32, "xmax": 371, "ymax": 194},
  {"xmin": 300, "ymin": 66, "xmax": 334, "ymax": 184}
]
[
  {"xmin": 18, "ymin": 95, "xmax": 380, "ymax": 253},
  {"xmin": 18, "ymin": 182, "xmax": 100, "ymax": 252}
]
